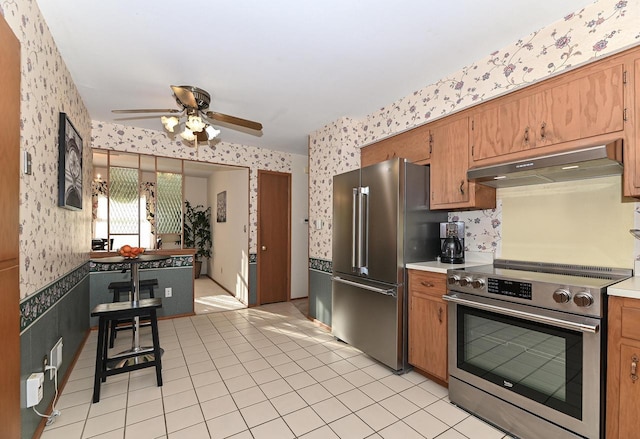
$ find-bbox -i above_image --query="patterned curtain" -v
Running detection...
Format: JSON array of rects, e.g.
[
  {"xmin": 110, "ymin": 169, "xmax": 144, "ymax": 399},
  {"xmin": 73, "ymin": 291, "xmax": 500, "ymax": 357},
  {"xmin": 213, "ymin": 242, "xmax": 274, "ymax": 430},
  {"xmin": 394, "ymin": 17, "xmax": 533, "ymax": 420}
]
[
  {"xmin": 140, "ymin": 181, "xmax": 156, "ymax": 233},
  {"xmin": 91, "ymin": 180, "xmax": 108, "ymax": 221}
]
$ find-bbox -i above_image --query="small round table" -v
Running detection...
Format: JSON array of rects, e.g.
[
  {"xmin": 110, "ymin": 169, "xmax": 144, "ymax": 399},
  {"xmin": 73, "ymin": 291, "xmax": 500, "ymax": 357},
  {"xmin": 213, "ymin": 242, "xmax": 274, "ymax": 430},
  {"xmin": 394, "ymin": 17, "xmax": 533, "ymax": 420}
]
[{"xmin": 91, "ymin": 254, "xmax": 170, "ymax": 367}]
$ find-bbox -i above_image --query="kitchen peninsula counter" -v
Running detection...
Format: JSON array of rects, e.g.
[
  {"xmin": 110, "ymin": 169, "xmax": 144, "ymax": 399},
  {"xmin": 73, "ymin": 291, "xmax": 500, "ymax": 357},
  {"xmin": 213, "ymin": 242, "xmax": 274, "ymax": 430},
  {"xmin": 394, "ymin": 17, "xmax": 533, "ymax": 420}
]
[{"xmin": 89, "ymin": 251, "xmax": 196, "ymax": 325}]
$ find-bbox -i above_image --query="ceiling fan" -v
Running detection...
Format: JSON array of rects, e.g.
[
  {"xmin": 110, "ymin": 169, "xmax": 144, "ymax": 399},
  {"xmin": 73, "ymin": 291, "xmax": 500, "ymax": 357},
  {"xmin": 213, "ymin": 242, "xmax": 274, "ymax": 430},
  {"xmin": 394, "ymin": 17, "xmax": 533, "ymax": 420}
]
[{"xmin": 112, "ymin": 85, "xmax": 263, "ymax": 142}]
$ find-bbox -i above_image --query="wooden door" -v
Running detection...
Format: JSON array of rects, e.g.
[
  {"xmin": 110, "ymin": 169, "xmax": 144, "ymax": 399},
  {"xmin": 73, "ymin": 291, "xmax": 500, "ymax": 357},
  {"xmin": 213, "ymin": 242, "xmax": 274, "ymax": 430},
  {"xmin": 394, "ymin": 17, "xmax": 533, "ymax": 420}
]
[
  {"xmin": 257, "ymin": 171, "xmax": 291, "ymax": 304},
  {"xmin": 0, "ymin": 13, "xmax": 21, "ymax": 439},
  {"xmin": 430, "ymin": 117, "xmax": 470, "ymax": 206}
]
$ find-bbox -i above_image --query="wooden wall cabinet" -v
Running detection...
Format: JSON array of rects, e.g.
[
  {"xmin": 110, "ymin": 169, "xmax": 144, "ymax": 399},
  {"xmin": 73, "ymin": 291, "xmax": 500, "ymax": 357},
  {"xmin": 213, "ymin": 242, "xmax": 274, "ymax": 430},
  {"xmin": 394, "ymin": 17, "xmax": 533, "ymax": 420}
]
[
  {"xmin": 429, "ymin": 116, "xmax": 495, "ymax": 210},
  {"xmin": 360, "ymin": 124, "xmax": 430, "ymax": 167},
  {"xmin": 470, "ymin": 63, "xmax": 625, "ymax": 164},
  {"xmin": 625, "ymin": 55, "xmax": 640, "ymax": 197},
  {"xmin": 606, "ymin": 296, "xmax": 640, "ymax": 439},
  {"xmin": 408, "ymin": 269, "xmax": 448, "ymax": 383}
]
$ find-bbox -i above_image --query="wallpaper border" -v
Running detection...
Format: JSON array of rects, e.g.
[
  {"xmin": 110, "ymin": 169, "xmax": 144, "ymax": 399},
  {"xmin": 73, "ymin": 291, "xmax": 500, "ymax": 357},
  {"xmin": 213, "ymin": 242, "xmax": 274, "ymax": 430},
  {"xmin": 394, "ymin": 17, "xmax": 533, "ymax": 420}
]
[
  {"xmin": 20, "ymin": 262, "xmax": 89, "ymax": 333},
  {"xmin": 89, "ymin": 255, "xmax": 193, "ymax": 272},
  {"xmin": 309, "ymin": 258, "xmax": 332, "ymax": 273}
]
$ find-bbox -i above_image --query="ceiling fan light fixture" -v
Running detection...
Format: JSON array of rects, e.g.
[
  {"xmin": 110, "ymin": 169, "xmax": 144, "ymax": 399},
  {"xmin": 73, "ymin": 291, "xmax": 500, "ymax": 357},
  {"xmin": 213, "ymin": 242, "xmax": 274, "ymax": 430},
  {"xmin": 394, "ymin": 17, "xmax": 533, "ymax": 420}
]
[
  {"xmin": 161, "ymin": 116, "xmax": 180, "ymax": 132},
  {"xmin": 205, "ymin": 125, "xmax": 220, "ymax": 140},
  {"xmin": 180, "ymin": 127, "xmax": 196, "ymax": 142},
  {"xmin": 185, "ymin": 114, "xmax": 206, "ymax": 132}
]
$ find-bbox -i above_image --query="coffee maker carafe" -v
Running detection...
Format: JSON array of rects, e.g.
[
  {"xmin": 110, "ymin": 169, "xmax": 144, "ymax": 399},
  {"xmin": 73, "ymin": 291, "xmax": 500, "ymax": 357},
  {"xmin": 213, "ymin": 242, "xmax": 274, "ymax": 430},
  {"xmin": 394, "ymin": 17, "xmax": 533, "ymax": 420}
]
[{"xmin": 440, "ymin": 222, "xmax": 465, "ymax": 264}]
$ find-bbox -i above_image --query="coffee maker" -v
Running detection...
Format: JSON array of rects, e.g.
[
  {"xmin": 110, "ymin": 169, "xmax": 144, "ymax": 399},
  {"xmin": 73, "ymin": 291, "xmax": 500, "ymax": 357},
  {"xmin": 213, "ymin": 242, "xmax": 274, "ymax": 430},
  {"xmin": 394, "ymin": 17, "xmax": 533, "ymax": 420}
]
[{"xmin": 440, "ymin": 222, "xmax": 465, "ymax": 264}]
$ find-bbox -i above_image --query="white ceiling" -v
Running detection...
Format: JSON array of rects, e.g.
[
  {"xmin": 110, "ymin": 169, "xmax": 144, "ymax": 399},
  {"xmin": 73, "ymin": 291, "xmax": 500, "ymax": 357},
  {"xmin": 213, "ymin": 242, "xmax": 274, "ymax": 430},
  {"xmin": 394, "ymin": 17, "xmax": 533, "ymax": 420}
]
[{"xmin": 36, "ymin": 0, "xmax": 595, "ymax": 156}]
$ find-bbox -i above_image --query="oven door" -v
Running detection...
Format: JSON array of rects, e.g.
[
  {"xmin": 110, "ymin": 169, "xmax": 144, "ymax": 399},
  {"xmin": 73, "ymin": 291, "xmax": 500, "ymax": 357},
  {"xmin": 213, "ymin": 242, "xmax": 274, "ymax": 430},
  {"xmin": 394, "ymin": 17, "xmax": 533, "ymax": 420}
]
[{"xmin": 444, "ymin": 291, "xmax": 602, "ymax": 439}]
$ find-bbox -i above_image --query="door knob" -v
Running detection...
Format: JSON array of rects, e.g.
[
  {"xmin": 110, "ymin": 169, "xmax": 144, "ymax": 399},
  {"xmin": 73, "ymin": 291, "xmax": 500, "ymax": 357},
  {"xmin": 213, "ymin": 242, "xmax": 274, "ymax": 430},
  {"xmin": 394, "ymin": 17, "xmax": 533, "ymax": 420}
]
[{"xmin": 261, "ymin": 245, "xmax": 267, "ymax": 251}]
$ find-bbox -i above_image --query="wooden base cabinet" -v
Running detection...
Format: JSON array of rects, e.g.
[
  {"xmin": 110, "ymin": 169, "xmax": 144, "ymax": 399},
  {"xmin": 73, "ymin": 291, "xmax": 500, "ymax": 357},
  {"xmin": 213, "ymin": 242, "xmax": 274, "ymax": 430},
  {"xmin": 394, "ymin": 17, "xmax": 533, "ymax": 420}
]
[
  {"xmin": 606, "ymin": 296, "xmax": 640, "ymax": 438},
  {"xmin": 408, "ymin": 270, "xmax": 448, "ymax": 383}
]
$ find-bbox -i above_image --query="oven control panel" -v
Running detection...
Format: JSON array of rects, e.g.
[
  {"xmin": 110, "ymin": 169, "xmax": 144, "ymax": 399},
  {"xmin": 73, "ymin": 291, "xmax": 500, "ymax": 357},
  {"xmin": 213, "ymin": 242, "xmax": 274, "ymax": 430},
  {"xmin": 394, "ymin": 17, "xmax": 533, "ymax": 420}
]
[
  {"xmin": 487, "ymin": 278, "xmax": 532, "ymax": 300},
  {"xmin": 446, "ymin": 270, "xmax": 603, "ymax": 316}
]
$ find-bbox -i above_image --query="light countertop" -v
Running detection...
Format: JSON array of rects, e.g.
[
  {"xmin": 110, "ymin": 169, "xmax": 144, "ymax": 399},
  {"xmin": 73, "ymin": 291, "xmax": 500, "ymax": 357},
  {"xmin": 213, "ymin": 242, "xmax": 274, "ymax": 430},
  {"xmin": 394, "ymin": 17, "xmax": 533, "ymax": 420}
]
[
  {"xmin": 608, "ymin": 276, "xmax": 640, "ymax": 299},
  {"xmin": 406, "ymin": 251, "xmax": 493, "ymax": 274}
]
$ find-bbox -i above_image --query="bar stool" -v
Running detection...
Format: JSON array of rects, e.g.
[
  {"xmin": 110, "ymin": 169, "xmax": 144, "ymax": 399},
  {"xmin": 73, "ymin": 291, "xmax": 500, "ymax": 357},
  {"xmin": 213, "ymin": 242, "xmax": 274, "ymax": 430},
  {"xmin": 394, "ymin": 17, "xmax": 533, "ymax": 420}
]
[
  {"xmin": 91, "ymin": 298, "xmax": 163, "ymax": 403},
  {"xmin": 107, "ymin": 279, "xmax": 158, "ymax": 348}
]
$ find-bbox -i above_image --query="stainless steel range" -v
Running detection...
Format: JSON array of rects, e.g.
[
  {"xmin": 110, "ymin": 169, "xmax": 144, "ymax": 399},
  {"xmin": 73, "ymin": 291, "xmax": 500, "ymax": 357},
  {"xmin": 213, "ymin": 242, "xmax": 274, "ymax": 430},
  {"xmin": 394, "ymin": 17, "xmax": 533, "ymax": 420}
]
[{"xmin": 444, "ymin": 260, "xmax": 631, "ymax": 439}]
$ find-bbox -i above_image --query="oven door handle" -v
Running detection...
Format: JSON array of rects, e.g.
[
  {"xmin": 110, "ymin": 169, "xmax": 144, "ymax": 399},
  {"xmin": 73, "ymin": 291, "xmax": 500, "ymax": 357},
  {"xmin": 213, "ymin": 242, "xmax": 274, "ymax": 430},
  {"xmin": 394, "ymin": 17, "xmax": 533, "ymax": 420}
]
[{"xmin": 443, "ymin": 294, "xmax": 599, "ymax": 334}]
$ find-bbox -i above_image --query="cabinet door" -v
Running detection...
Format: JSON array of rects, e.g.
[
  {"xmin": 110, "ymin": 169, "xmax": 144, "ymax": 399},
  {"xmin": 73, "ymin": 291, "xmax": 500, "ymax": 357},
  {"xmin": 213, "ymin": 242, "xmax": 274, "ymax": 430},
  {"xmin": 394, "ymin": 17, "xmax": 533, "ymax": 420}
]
[
  {"xmin": 471, "ymin": 97, "xmax": 531, "ymax": 161},
  {"xmin": 430, "ymin": 117, "xmax": 470, "ymax": 206},
  {"xmin": 578, "ymin": 64, "xmax": 624, "ymax": 138},
  {"xmin": 533, "ymin": 64, "xmax": 624, "ymax": 147},
  {"xmin": 618, "ymin": 343, "xmax": 640, "ymax": 438},
  {"xmin": 532, "ymin": 80, "xmax": 581, "ymax": 147},
  {"xmin": 408, "ymin": 293, "xmax": 448, "ymax": 382},
  {"xmin": 361, "ymin": 124, "xmax": 430, "ymax": 167}
]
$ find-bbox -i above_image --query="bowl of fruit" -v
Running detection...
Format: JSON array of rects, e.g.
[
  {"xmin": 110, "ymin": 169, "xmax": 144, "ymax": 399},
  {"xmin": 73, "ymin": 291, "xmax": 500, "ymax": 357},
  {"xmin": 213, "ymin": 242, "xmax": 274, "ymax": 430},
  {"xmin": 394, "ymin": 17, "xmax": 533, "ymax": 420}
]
[{"xmin": 118, "ymin": 245, "xmax": 145, "ymax": 259}]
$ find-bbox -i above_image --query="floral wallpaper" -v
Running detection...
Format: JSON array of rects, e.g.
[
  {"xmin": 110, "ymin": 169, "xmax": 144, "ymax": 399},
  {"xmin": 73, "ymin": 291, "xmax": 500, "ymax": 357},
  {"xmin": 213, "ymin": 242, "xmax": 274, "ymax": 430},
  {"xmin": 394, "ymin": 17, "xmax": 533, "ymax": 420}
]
[
  {"xmin": 91, "ymin": 122, "xmax": 293, "ymax": 254},
  {"xmin": 309, "ymin": 0, "xmax": 640, "ymax": 262},
  {"xmin": 308, "ymin": 117, "xmax": 361, "ymax": 261},
  {"xmin": 1, "ymin": 0, "xmax": 93, "ymax": 299}
]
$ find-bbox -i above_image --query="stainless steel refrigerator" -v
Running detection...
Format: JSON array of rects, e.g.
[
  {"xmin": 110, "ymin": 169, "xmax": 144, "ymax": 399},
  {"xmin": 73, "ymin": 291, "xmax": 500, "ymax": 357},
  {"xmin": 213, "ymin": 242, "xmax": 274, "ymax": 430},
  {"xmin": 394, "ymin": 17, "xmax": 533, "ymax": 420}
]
[{"xmin": 331, "ymin": 158, "xmax": 447, "ymax": 372}]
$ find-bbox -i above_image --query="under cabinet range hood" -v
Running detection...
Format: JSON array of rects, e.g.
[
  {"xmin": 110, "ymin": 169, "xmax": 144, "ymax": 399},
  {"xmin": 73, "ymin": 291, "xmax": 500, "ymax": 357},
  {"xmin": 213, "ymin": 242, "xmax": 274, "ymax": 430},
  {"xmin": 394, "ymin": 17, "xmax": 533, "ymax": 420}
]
[{"xmin": 467, "ymin": 141, "xmax": 623, "ymax": 188}]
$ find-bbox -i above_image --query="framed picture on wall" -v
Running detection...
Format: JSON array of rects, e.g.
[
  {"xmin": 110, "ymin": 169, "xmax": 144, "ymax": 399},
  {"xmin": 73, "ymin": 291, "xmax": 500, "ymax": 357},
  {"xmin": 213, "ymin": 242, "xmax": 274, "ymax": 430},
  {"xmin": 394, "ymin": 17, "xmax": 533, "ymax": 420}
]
[
  {"xmin": 217, "ymin": 191, "xmax": 227, "ymax": 223},
  {"xmin": 58, "ymin": 112, "xmax": 83, "ymax": 210}
]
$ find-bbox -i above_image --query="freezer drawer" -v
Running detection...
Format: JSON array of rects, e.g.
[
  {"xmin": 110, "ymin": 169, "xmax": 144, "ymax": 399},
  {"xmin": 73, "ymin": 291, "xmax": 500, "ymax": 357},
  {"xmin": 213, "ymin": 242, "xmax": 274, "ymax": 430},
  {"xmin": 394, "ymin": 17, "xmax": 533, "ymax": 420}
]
[{"xmin": 331, "ymin": 276, "xmax": 406, "ymax": 371}]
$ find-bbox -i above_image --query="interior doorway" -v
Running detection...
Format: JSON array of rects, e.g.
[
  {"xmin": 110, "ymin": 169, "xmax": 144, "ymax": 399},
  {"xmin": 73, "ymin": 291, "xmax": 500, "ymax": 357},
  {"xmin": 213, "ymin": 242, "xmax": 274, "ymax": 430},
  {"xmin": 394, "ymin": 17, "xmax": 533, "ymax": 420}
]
[{"xmin": 257, "ymin": 170, "xmax": 291, "ymax": 304}]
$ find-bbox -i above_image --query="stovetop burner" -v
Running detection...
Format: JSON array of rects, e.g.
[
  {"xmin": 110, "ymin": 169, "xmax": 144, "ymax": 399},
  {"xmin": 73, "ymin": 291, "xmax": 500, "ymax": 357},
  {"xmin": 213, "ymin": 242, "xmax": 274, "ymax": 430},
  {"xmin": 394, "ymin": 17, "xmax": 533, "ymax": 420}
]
[{"xmin": 447, "ymin": 259, "xmax": 632, "ymax": 318}]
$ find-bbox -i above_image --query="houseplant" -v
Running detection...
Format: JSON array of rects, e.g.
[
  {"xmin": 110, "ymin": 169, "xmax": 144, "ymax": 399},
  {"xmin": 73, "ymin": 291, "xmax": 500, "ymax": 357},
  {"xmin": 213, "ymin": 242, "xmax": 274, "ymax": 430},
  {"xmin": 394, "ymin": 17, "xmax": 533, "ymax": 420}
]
[{"xmin": 183, "ymin": 200, "xmax": 212, "ymax": 278}]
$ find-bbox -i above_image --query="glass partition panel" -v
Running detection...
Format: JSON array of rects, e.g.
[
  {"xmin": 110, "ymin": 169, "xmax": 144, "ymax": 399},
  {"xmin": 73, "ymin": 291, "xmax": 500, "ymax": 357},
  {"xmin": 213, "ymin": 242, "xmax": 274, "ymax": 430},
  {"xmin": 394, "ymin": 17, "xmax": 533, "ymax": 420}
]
[
  {"xmin": 109, "ymin": 167, "xmax": 140, "ymax": 239},
  {"xmin": 157, "ymin": 172, "xmax": 183, "ymax": 235}
]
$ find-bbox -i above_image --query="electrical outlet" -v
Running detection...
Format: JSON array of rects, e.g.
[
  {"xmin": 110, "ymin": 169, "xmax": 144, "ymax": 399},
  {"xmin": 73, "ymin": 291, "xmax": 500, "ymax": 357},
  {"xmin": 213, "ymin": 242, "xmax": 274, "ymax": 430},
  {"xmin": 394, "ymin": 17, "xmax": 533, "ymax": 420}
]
[
  {"xmin": 49, "ymin": 338, "xmax": 63, "ymax": 380},
  {"xmin": 42, "ymin": 355, "xmax": 48, "ymax": 373},
  {"xmin": 165, "ymin": 287, "xmax": 172, "ymax": 297}
]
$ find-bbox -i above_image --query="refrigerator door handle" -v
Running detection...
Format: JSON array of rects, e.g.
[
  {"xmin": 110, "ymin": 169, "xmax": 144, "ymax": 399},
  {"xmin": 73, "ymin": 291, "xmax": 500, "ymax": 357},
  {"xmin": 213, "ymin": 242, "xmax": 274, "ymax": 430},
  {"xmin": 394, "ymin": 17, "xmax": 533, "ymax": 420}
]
[
  {"xmin": 351, "ymin": 188, "xmax": 358, "ymax": 271},
  {"xmin": 332, "ymin": 276, "xmax": 396, "ymax": 297},
  {"xmin": 358, "ymin": 187, "xmax": 369, "ymax": 275}
]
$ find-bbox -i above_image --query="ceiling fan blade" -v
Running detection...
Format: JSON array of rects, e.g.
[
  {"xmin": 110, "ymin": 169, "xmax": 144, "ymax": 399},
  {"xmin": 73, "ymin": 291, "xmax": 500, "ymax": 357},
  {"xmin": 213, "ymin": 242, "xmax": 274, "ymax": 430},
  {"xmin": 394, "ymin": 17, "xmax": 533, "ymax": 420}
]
[
  {"xmin": 112, "ymin": 108, "xmax": 181, "ymax": 114},
  {"xmin": 171, "ymin": 85, "xmax": 198, "ymax": 109},
  {"xmin": 206, "ymin": 111, "xmax": 263, "ymax": 131}
]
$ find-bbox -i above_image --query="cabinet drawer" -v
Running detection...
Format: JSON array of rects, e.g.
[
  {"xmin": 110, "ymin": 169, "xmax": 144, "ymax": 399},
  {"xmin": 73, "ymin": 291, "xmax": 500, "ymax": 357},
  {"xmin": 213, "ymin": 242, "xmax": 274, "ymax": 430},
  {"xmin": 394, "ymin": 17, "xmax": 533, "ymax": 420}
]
[
  {"xmin": 408, "ymin": 270, "xmax": 446, "ymax": 297},
  {"xmin": 621, "ymin": 306, "xmax": 640, "ymax": 341}
]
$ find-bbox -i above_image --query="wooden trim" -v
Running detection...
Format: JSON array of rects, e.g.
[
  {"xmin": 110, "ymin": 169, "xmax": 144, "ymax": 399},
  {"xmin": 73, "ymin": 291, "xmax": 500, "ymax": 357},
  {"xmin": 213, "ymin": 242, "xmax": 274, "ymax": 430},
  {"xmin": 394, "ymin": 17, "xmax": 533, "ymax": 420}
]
[
  {"xmin": 305, "ymin": 315, "xmax": 331, "ymax": 333},
  {"xmin": 411, "ymin": 366, "xmax": 449, "ymax": 389}
]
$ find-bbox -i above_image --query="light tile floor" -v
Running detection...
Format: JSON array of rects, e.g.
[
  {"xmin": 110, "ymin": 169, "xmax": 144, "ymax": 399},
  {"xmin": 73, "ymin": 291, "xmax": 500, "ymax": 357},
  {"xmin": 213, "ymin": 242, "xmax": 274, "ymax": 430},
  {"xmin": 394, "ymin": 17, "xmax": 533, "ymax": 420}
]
[{"xmin": 41, "ymin": 302, "xmax": 512, "ymax": 439}]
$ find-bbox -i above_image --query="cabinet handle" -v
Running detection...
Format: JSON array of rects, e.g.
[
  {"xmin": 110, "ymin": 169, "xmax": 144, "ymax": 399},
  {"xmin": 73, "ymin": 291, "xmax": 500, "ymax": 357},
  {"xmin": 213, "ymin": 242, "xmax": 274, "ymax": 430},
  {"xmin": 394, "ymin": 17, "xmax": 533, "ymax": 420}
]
[
  {"xmin": 438, "ymin": 306, "xmax": 443, "ymax": 323},
  {"xmin": 632, "ymin": 355, "xmax": 639, "ymax": 382},
  {"xmin": 540, "ymin": 122, "xmax": 547, "ymax": 140},
  {"xmin": 459, "ymin": 180, "xmax": 465, "ymax": 195},
  {"xmin": 421, "ymin": 281, "xmax": 435, "ymax": 288},
  {"xmin": 524, "ymin": 127, "xmax": 530, "ymax": 143}
]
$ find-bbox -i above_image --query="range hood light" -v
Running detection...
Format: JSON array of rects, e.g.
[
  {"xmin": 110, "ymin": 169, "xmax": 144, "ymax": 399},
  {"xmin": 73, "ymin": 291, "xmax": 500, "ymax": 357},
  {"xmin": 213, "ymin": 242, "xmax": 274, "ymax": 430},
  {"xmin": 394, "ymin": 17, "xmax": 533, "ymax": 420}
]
[{"xmin": 467, "ymin": 141, "xmax": 623, "ymax": 188}]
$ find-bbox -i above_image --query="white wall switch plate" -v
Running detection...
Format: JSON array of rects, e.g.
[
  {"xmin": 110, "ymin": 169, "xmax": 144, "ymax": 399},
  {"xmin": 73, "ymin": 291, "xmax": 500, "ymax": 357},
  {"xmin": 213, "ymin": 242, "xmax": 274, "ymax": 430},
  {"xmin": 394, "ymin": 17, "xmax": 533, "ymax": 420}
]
[{"xmin": 165, "ymin": 287, "xmax": 172, "ymax": 297}]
